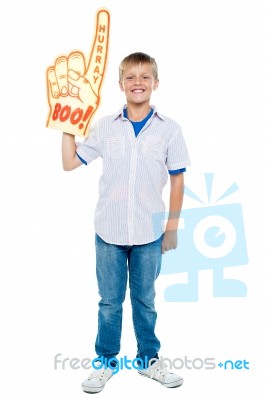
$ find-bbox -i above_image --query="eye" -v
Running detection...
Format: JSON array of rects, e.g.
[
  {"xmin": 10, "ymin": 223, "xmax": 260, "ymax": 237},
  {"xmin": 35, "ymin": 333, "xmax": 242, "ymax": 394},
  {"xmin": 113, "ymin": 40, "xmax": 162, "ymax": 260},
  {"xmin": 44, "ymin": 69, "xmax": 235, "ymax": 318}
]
[
  {"xmin": 143, "ymin": 76, "xmax": 150, "ymax": 80},
  {"xmin": 125, "ymin": 76, "xmax": 133, "ymax": 80}
]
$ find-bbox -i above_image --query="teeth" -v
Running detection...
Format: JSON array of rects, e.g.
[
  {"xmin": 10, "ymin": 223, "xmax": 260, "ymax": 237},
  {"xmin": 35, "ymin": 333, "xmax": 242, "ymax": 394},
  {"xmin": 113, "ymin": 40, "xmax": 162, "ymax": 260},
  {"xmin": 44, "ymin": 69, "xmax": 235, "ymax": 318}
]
[{"xmin": 133, "ymin": 90, "xmax": 143, "ymax": 93}]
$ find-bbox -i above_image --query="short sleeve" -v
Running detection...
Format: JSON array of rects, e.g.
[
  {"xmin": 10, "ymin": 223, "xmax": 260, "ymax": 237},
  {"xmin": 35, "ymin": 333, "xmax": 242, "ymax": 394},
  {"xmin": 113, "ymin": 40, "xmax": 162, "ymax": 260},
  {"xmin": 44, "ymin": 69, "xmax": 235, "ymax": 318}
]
[
  {"xmin": 168, "ymin": 168, "xmax": 186, "ymax": 175},
  {"xmin": 166, "ymin": 126, "xmax": 191, "ymax": 170},
  {"xmin": 75, "ymin": 122, "xmax": 102, "ymax": 165}
]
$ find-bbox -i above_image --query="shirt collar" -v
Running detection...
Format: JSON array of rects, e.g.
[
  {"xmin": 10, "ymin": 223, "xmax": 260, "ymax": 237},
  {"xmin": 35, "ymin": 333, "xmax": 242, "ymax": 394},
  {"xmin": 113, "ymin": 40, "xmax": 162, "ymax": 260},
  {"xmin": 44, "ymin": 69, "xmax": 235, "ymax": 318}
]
[{"xmin": 112, "ymin": 105, "xmax": 165, "ymax": 121}]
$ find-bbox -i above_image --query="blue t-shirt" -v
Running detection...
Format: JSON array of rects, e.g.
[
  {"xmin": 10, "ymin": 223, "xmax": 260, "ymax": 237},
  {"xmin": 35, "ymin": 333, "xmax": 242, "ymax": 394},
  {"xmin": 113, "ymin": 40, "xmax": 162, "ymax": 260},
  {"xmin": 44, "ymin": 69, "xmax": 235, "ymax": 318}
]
[{"xmin": 123, "ymin": 107, "xmax": 153, "ymax": 136}]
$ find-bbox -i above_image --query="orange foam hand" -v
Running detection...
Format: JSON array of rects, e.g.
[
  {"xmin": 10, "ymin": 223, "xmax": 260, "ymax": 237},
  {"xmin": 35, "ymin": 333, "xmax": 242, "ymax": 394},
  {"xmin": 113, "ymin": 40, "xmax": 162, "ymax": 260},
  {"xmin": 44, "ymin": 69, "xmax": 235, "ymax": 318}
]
[{"xmin": 46, "ymin": 9, "xmax": 110, "ymax": 137}]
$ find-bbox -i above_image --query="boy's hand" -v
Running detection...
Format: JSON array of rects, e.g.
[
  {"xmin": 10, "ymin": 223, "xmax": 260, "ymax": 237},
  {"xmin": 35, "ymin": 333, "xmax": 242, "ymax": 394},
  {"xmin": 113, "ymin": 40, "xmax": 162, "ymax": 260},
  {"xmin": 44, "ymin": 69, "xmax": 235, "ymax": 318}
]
[
  {"xmin": 161, "ymin": 230, "xmax": 178, "ymax": 254},
  {"xmin": 46, "ymin": 9, "xmax": 110, "ymax": 137}
]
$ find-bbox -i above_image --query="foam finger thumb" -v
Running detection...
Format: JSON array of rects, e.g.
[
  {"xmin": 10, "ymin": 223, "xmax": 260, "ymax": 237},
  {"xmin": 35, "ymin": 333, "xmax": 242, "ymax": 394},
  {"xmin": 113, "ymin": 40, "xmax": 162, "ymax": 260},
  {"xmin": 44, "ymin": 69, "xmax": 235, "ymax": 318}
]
[{"xmin": 68, "ymin": 69, "xmax": 89, "ymax": 90}]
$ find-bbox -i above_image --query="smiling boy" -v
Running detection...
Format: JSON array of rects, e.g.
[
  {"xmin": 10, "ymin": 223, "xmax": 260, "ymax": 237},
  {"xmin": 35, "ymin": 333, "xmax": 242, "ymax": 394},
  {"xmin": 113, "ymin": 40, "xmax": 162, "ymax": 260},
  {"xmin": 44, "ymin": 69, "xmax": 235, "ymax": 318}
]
[{"xmin": 62, "ymin": 52, "xmax": 190, "ymax": 393}]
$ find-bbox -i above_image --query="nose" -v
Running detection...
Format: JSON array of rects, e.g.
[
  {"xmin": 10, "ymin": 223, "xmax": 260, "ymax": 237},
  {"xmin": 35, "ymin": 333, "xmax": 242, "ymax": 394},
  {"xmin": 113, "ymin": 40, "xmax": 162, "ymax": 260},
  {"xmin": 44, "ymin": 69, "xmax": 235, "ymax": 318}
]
[{"xmin": 134, "ymin": 76, "xmax": 142, "ymax": 84}]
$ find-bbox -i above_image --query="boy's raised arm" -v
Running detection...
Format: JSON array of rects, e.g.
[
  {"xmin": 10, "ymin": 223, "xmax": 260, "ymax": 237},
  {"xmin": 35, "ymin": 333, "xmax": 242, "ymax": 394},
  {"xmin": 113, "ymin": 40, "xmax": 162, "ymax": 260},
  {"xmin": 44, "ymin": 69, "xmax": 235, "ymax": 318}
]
[{"xmin": 62, "ymin": 132, "xmax": 82, "ymax": 171}]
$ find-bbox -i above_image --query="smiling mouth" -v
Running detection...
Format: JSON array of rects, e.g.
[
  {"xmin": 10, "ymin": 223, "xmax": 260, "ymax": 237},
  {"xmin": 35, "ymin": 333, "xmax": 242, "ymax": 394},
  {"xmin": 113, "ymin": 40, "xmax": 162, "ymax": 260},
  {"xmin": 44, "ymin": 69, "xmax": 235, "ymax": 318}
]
[{"xmin": 131, "ymin": 89, "xmax": 145, "ymax": 93}]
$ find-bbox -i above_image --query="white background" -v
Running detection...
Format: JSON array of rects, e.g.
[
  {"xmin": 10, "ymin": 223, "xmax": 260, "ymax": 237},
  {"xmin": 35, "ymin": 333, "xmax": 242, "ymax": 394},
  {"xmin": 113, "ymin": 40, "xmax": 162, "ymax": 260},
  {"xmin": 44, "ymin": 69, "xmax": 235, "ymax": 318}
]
[{"xmin": 0, "ymin": 0, "xmax": 266, "ymax": 398}]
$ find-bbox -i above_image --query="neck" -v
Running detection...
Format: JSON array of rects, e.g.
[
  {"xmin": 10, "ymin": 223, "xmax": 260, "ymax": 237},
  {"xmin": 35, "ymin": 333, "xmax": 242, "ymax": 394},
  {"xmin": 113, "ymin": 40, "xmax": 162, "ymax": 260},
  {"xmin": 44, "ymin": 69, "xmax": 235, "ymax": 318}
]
[{"xmin": 126, "ymin": 102, "xmax": 151, "ymax": 122}]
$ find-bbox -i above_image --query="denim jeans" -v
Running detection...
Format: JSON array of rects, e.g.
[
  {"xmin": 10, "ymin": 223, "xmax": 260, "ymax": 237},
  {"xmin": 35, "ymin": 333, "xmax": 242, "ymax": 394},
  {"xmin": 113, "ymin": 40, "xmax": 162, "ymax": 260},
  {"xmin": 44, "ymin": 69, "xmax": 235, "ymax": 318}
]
[{"xmin": 95, "ymin": 233, "xmax": 163, "ymax": 363}]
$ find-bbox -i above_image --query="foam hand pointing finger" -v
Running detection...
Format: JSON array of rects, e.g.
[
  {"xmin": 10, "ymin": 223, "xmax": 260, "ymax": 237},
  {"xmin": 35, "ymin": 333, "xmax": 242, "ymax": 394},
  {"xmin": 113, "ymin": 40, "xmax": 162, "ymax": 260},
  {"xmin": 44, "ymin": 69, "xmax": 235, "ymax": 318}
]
[{"xmin": 46, "ymin": 9, "xmax": 110, "ymax": 137}]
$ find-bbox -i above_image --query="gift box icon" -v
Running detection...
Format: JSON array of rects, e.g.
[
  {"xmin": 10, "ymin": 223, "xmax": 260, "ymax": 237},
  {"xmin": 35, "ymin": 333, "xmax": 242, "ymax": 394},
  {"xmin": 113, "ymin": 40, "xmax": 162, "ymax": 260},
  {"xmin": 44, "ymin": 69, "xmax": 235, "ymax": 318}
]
[{"xmin": 152, "ymin": 174, "xmax": 249, "ymax": 301}]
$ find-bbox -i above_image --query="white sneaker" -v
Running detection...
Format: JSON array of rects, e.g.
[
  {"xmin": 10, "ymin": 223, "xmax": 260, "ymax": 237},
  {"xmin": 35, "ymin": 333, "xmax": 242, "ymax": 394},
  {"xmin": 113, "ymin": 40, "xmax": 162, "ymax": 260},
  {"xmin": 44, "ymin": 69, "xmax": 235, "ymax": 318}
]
[
  {"xmin": 138, "ymin": 360, "xmax": 184, "ymax": 388},
  {"xmin": 81, "ymin": 361, "xmax": 113, "ymax": 393}
]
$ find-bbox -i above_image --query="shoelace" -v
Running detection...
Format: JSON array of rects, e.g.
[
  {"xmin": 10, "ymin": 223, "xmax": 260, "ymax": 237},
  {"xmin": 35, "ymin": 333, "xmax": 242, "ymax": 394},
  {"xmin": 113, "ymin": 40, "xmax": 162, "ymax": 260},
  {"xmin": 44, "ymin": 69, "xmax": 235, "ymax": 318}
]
[
  {"xmin": 88, "ymin": 367, "xmax": 108, "ymax": 380},
  {"xmin": 148, "ymin": 361, "xmax": 170, "ymax": 379}
]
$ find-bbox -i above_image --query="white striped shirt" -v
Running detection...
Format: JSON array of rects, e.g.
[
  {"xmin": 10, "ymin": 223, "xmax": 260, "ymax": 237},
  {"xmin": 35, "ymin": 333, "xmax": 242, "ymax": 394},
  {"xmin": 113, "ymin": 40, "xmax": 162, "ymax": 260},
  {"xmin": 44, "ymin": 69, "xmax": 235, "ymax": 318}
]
[{"xmin": 76, "ymin": 105, "xmax": 190, "ymax": 245}]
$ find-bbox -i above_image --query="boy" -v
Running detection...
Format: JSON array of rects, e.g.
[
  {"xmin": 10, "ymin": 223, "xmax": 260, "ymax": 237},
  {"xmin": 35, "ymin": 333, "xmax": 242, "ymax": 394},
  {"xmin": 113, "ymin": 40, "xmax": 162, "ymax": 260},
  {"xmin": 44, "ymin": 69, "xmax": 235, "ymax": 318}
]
[{"xmin": 62, "ymin": 52, "xmax": 190, "ymax": 393}]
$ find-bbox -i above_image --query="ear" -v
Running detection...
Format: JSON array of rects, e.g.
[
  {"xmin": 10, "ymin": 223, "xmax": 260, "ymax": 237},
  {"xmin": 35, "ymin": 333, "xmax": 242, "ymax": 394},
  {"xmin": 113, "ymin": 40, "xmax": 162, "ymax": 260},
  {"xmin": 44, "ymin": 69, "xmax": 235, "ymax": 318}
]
[
  {"xmin": 119, "ymin": 81, "xmax": 124, "ymax": 91},
  {"xmin": 153, "ymin": 79, "xmax": 159, "ymax": 91}
]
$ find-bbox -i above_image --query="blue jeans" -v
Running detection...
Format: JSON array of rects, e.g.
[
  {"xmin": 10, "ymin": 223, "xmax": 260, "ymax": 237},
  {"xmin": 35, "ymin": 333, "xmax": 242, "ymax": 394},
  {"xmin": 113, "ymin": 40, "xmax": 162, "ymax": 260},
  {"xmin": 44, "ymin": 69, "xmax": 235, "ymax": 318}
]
[{"xmin": 95, "ymin": 233, "xmax": 163, "ymax": 363}]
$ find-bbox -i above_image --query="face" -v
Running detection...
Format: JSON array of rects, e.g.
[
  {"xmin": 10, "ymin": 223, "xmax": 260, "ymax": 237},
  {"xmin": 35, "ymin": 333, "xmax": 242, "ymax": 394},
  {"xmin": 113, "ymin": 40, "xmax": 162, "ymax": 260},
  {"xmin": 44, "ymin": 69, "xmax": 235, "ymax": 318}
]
[{"xmin": 119, "ymin": 63, "xmax": 159, "ymax": 105}]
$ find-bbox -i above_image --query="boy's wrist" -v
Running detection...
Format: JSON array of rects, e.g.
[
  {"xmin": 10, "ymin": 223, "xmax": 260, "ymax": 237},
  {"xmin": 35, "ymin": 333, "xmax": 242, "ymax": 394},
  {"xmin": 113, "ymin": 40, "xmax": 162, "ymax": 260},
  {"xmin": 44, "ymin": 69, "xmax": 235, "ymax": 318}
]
[
  {"xmin": 165, "ymin": 219, "xmax": 179, "ymax": 232},
  {"xmin": 63, "ymin": 131, "xmax": 74, "ymax": 137}
]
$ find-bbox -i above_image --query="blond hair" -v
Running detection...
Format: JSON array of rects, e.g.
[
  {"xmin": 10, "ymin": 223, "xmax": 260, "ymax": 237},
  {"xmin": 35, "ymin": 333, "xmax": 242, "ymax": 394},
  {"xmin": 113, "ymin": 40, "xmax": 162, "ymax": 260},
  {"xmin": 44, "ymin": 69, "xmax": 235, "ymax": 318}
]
[{"xmin": 119, "ymin": 52, "xmax": 158, "ymax": 81}]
